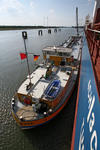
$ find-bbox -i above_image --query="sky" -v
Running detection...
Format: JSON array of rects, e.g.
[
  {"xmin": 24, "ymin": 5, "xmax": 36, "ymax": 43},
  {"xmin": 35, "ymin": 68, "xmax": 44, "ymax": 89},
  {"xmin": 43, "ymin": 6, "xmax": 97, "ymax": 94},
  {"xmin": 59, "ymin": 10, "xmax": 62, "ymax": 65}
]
[{"xmin": 0, "ymin": 0, "xmax": 95, "ymax": 26}]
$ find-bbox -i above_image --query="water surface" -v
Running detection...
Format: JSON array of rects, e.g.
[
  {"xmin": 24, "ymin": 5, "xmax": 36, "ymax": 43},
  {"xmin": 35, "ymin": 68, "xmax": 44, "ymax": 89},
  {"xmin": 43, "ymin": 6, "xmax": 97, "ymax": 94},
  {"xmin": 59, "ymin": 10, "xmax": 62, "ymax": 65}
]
[{"xmin": 0, "ymin": 28, "xmax": 77, "ymax": 150}]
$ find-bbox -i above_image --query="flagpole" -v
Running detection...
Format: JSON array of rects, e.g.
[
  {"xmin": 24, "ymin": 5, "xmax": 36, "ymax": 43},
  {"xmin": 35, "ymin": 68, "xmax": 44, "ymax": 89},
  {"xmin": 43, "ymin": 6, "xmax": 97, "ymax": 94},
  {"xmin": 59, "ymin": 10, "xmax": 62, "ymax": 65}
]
[{"xmin": 22, "ymin": 31, "xmax": 31, "ymax": 85}]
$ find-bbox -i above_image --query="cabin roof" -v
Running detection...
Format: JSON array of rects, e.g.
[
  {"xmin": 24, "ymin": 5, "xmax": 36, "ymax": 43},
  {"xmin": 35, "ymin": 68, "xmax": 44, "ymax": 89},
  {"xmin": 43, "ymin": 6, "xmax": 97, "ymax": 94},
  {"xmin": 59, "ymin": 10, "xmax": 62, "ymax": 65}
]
[{"xmin": 42, "ymin": 46, "xmax": 72, "ymax": 53}]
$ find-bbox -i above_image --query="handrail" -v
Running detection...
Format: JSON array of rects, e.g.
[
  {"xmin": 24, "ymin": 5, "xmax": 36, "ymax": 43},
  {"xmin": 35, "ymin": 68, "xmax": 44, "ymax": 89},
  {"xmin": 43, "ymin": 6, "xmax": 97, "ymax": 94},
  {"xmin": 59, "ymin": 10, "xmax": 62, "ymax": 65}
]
[
  {"xmin": 87, "ymin": 28, "xmax": 100, "ymax": 34},
  {"xmin": 85, "ymin": 28, "xmax": 100, "ymax": 98}
]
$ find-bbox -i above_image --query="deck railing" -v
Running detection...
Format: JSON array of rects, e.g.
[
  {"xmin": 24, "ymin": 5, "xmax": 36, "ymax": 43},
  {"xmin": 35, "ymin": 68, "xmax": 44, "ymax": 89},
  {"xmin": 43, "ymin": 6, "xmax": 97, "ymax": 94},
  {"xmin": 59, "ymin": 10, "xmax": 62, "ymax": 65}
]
[{"xmin": 85, "ymin": 25, "xmax": 100, "ymax": 98}]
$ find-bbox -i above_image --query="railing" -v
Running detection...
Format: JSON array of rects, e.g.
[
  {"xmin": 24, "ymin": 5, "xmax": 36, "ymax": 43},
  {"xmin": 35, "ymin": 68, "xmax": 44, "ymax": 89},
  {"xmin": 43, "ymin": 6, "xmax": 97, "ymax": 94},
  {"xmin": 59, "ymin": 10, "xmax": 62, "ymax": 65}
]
[
  {"xmin": 86, "ymin": 28, "xmax": 100, "ymax": 64},
  {"xmin": 85, "ymin": 26, "xmax": 100, "ymax": 98}
]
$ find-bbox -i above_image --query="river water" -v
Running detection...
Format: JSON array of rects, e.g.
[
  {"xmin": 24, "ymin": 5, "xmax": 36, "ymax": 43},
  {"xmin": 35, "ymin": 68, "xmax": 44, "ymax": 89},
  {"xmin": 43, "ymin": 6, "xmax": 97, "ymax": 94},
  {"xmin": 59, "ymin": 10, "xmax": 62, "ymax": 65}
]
[{"xmin": 0, "ymin": 28, "xmax": 77, "ymax": 150}]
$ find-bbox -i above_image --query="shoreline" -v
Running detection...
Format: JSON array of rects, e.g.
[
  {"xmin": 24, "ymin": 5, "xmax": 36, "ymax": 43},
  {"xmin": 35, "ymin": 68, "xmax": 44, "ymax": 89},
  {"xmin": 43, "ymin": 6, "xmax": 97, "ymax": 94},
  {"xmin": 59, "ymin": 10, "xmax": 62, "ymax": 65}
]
[
  {"xmin": 0, "ymin": 26, "xmax": 83, "ymax": 31},
  {"xmin": 0, "ymin": 26, "xmax": 66, "ymax": 31}
]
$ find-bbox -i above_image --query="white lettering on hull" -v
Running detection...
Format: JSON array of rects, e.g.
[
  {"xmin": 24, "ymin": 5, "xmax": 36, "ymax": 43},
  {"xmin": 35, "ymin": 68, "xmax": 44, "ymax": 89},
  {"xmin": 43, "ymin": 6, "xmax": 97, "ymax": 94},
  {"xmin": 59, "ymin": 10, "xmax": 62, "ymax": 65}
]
[{"xmin": 78, "ymin": 80, "xmax": 97, "ymax": 150}]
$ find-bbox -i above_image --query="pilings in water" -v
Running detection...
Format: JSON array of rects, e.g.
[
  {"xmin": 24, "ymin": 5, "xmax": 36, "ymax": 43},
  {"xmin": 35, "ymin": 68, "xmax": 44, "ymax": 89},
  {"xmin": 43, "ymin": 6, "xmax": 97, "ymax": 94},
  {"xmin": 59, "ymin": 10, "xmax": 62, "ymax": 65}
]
[
  {"xmin": 38, "ymin": 30, "xmax": 43, "ymax": 36},
  {"xmin": 38, "ymin": 28, "xmax": 60, "ymax": 36},
  {"xmin": 38, "ymin": 29, "xmax": 52, "ymax": 35},
  {"xmin": 54, "ymin": 28, "xmax": 57, "ymax": 32},
  {"xmin": 48, "ymin": 29, "xmax": 51, "ymax": 34},
  {"xmin": 58, "ymin": 28, "xmax": 61, "ymax": 32}
]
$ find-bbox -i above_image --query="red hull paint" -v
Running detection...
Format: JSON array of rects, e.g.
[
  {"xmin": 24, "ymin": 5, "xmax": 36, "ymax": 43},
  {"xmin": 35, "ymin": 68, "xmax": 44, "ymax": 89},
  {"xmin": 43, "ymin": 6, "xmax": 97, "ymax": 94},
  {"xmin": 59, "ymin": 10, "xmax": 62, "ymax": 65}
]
[{"xmin": 85, "ymin": 7, "xmax": 100, "ymax": 99}]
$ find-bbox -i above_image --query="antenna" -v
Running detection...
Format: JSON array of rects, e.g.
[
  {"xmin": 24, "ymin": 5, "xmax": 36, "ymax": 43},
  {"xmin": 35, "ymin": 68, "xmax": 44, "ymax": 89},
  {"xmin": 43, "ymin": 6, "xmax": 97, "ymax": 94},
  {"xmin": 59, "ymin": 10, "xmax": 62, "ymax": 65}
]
[
  {"xmin": 22, "ymin": 31, "xmax": 32, "ymax": 85},
  {"xmin": 76, "ymin": 7, "xmax": 79, "ymax": 36}
]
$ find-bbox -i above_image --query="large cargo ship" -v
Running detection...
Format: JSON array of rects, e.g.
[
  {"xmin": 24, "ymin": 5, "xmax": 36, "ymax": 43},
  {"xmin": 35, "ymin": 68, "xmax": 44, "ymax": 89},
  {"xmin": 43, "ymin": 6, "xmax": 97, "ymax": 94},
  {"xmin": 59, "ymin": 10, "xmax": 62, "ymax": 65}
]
[
  {"xmin": 11, "ymin": 32, "xmax": 82, "ymax": 129},
  {"xmin": 71, "ymin": 0, "xmax": 100, "ymax": 149}
]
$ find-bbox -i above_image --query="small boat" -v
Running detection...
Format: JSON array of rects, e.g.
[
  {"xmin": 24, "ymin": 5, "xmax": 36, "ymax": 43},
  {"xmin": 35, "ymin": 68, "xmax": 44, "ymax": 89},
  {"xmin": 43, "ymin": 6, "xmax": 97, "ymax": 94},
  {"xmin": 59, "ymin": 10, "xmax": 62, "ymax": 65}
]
[
  {"xmin": 11, "ymin": 32, "xmax": 83, "ymax": 129},
  {"xmin": 44, "ymin": 80, "xmax": 61, "ymax": 99}
]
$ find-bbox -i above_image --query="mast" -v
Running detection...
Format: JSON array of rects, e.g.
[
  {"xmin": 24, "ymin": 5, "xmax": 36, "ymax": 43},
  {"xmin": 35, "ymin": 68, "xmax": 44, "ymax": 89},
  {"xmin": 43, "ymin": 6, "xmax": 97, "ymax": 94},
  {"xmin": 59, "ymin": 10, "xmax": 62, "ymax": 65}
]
[
  {"xmin": 76, "ymin": 7, "xmax": 79, "ymax": 36},
  {"xmin": 22, "ymin": 31, "xmax": 31, "ymax": 84}
]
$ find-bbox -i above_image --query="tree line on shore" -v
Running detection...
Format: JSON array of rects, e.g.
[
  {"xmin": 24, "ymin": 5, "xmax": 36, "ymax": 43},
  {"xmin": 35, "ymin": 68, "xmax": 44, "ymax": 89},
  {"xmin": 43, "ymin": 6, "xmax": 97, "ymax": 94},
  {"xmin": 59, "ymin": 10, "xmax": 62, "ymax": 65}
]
[{"xmin": 0, "ymin": 25, "xmax": 65, "ymax": 30}]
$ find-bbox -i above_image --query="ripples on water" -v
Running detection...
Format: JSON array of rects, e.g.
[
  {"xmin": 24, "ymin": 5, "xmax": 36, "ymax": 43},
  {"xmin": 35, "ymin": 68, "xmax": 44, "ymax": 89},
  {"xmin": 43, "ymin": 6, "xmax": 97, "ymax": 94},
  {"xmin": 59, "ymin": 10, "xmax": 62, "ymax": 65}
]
[{"xmin": 0, "ymin": 28, "xmax": 77, "ymax": 150}]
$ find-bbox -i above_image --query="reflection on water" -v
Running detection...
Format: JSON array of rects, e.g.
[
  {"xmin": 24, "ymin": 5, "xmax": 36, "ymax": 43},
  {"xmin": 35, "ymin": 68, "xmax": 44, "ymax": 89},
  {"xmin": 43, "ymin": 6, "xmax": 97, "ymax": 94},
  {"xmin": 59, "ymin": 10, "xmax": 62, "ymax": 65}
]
[{"xmin": 0, "ymin": 28, "xmax": 77, "ymax": 150}]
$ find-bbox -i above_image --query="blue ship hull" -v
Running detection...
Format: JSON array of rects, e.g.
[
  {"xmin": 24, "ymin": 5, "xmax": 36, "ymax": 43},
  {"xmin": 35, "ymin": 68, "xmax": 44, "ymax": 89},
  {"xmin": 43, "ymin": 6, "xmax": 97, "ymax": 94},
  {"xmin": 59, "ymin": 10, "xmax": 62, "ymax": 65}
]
[{"xmin": 71, "ymin": 35, "xmax": 100, "ymax": 150}]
